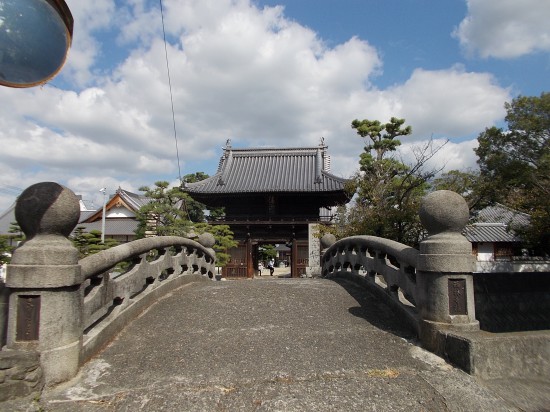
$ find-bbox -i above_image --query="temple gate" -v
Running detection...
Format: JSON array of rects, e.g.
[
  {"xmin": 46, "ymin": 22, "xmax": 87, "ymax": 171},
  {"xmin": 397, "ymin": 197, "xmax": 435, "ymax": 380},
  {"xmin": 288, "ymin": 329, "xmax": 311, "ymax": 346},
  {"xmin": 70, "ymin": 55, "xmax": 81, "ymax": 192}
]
[{"xmin": 185, "ymin": 141, "xmax": 349, "ymax": 278}]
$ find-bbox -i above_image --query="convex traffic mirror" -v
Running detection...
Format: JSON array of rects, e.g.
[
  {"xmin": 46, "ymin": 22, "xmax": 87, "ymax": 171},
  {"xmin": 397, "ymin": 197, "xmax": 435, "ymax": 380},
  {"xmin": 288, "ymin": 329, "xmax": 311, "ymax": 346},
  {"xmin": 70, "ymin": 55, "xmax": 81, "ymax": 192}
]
[{"xmin": 0, "ymin": 0, "xmax": 73, "ymax": 88}]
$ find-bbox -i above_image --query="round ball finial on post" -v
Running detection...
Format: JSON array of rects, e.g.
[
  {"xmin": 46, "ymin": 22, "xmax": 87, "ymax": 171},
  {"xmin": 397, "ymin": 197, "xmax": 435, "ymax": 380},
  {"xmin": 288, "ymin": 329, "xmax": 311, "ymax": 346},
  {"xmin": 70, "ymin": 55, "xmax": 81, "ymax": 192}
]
[
  {"xmin": 197, "ymin": 233, "xmax": 216, "ymax": 249},
  {"xmin": 418, "ymin": 189, "xmax": 474, "ymax": 271},
  {"xmin": 197, "ymin": 233, "xmax": 216, "ymax": 266},
  {"xmin": 419, "ymin": 190, "xmax": 469, "ymax": 236},
  {"xmin": 320, "ymin": 234, "xmax": 337, "ymax": 277},
  {"xmin": 15, "ymin": 182, "xmax": 81, "ymax": 240},
  {"xmin": 320, "ymin": 233, "xmax": 336, "ymax": 249},
  {"xmin": 11, "ymin": 182, "xmax": 81, "ymax": 267}
]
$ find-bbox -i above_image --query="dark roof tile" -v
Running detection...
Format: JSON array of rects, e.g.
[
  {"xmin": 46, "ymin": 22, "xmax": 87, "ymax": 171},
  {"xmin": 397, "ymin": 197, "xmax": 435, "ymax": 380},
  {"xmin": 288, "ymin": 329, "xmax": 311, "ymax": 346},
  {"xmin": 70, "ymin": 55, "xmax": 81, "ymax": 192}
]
[
  {"xmin": 463, "ymin": 224, "xmax": 521, "ymax": 243},
  {"xmin": 117, "ymin": 188, "xmax": 151, "ymax": 210},
  {"xmin": 474, "ymin": 203, "xmax": 530, "ymax": 227},
  {"xmin": 464, "ymin": 204, "xmax": 530, "ymax": 243},
  {"xmin": 186, "ymin": 146, "xmax": 348, "ymax": 194}
]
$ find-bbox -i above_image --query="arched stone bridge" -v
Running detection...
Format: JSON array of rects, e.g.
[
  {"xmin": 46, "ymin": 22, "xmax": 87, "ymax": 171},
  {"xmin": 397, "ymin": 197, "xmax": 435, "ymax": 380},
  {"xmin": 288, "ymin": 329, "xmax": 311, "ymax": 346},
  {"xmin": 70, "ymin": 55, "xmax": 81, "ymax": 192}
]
[{"xmin": 0, "ymin": 182, "xmax": 548, "ymax": 410}]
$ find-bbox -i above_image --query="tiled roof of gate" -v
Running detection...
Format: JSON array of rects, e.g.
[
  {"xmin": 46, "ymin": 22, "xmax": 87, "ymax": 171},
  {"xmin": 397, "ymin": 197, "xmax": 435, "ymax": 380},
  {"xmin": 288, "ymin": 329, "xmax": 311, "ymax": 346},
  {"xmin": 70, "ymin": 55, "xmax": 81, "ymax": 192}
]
[{"xmin": 185, "ymin": 146, "xmax": 348, "ymax": 194}]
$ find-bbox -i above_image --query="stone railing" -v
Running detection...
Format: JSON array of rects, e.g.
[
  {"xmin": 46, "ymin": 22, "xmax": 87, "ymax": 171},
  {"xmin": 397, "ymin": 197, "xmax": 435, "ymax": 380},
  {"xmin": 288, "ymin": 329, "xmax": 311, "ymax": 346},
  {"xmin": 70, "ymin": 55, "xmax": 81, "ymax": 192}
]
[
  {"xmin": 321, "ymin": 235, "xmax": 420, "ymax": 329},
  {"xmin": 79, "ymin": 234, "xmax": 216, "ymax": 364},
  {"xmin": 321, "ymin": 190, "xmax": 480, "ymax": 355},
  {"xmin": 0, "ymin": 182, "xmax": 216, "ymax": 397}
]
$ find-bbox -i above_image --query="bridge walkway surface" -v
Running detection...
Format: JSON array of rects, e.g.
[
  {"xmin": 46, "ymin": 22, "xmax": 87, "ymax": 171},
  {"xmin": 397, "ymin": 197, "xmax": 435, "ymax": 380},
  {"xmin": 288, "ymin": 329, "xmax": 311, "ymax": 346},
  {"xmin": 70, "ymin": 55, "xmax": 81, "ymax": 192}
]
[{"xmin": 6, "ymin": 275, "xmax": 547, "ymax": 411}]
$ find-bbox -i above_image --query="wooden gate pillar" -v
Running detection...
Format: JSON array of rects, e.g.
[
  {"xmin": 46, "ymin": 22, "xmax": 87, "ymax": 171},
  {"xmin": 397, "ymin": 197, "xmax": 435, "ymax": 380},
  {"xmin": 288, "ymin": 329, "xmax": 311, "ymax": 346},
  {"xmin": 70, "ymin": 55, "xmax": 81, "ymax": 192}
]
[
  {"xmin": 246, "ymin": 236, "xmax": 254, "ymax": 278},
  {"xmin": 291, "ymin": 235, "xmax": 298, "ymax": 278}
]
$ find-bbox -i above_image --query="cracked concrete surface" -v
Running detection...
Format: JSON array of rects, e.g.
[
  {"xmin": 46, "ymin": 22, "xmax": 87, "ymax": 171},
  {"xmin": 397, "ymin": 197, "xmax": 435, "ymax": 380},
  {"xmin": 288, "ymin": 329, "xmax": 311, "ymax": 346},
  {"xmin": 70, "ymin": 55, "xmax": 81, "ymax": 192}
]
[{"xmin": 3, "ymin": 278, "xmax": 544, "ymax": 411}]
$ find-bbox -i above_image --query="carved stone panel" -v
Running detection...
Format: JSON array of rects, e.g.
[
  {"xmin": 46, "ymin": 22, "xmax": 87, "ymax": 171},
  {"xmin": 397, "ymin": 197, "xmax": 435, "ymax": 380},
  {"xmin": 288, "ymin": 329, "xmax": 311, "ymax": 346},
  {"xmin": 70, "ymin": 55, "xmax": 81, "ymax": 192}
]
[
  {"xmin": 16, "ymin": 295, "xmax": 40, "ymax": 341},
  {"xmin": 448, "ymin": 279, "xmax": 467, "ymax": 315}
]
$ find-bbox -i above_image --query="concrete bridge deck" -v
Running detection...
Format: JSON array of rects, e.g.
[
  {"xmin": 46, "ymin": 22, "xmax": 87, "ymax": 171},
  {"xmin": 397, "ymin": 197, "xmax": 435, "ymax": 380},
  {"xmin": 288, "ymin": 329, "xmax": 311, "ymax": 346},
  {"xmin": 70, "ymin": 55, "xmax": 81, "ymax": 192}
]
[{"xmin": 6, "ymin": 276, "xmax": 547, "ymax": 411}]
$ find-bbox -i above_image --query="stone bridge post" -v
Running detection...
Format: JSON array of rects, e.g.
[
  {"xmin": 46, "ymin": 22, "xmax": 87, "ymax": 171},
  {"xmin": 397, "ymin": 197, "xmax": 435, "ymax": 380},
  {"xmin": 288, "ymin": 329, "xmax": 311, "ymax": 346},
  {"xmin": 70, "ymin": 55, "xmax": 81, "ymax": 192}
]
[
  {"xmin": 5, "ymin": 182, "xmax": 83, "ymax": 386},
  {"xmin": 0, "ymin": 280, "xmax": 8, "ymax": 347},
  {"xmin": 416, "ymin": 190, "xmax": 479, "ymax": 352}
]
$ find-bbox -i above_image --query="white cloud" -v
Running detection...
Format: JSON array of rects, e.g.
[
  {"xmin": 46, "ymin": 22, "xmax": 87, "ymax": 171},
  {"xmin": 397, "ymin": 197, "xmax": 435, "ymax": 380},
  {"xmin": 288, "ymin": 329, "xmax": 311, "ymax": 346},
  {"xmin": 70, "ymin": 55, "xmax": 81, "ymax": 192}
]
[
  {"xmin": 398, "ymin": 138, "xmax": 479, "ymax": 174},
  {"xmin": 384, "ymin": 66, "xmax": 510, "ymax": 138},
  {"xmin": 454, "ymin": 0, "xmax": 550, "ymax": 58},
  {"xmin": 0, "ymin": 0, "xmax": 513, "ymax": 212},
  {"xmin": 66, "ymin": 175, "xmax": 140, "ymax": 210},
  {"xmin": 62, "ymin": 0, "xmax": 117, "ymax": 86}
]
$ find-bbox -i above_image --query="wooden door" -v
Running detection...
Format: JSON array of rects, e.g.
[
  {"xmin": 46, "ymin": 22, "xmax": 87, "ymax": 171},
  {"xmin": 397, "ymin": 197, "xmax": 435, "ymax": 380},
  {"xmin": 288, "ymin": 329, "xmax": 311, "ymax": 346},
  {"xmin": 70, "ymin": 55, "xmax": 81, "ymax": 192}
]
[
  {"xmin": 296, "ymin": 241, "xmax": 309, "ymax": 277},
  {"xmin": 223, "ymin": 243, "xmax": 248, "ymax": 278}
]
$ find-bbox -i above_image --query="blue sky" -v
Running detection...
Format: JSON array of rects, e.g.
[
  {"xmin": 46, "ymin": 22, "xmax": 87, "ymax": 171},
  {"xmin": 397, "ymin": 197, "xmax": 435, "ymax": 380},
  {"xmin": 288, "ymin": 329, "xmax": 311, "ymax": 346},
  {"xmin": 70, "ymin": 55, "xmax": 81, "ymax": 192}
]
[
  {"xmin": 1, "ymin": 0, "xmax": 549, "ymax": 211},
  {"xmin": 257, "ymin": 0, "xmax": 468, "ymax": 83}
]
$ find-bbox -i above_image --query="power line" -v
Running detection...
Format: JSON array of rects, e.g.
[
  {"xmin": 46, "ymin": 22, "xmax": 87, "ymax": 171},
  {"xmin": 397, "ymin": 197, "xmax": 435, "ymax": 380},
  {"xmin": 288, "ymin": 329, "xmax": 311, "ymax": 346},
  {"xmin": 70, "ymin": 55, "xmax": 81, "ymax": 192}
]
[
  {"xmin": 159, "ymin": 0, "xmax": 182, "ymax": 184},
  {"xmin": 0, "ymin": 184, "xmax": 23, "ymax": 196}
]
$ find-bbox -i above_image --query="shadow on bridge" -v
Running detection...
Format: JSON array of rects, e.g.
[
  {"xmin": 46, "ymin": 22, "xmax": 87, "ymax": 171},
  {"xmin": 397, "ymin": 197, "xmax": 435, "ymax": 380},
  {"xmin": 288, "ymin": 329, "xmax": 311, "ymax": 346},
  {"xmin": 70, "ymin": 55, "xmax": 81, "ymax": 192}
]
[
  {"xmin": 7, "ymin": 277, "xmax": 524, "ymax": 411},
  {"xmin": 332, "ymin": 277, "xmax": 417, "ymax": 340}
]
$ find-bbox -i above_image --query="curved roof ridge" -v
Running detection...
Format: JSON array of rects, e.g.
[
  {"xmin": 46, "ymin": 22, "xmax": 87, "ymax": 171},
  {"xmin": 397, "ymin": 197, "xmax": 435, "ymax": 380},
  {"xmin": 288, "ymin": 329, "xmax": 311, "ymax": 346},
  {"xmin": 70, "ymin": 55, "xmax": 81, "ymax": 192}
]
[
  {"xmin": 185, "ymin": 144, "xmax": 349, "ymax": 195},
  {"xmin": 231, "ymin": 146, "xmax": 322, "ymax": 151},
  {"xmin": 320, "ymin": 168, "xmax": 348, "ymax": 183}
]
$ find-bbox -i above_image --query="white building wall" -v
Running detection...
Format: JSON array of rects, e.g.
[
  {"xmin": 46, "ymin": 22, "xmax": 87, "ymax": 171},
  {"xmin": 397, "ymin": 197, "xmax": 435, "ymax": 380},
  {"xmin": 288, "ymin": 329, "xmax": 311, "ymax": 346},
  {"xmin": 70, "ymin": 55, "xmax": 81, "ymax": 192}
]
[
  {"xmin": 107, "ymin": 207, "xmax": 135, "ymax": 218},
  {"xmin": 477, "ymin": 242, "xmax": 494, "ymax": 261}
]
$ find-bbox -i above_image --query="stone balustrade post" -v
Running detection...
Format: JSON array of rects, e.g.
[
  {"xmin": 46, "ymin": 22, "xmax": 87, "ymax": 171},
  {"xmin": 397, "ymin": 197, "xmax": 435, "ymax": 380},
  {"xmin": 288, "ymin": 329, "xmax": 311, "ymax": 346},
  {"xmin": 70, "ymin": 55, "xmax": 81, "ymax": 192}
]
[
  {"xmin": 307, "ymin": 223, "xmax": 322, "ymax": 277},
  {"xmin": 5, "ymin": 182, "xmax": 83, "ymax": 386},
  {"xmin": 197, "ymin": 232, "xmax": 216, "ymax": 258},
  {"xmin": 0, "ymin": 279, "xmax": 8, "ymax": 347},
  {"xmin": 319, "ymin": 234, "xmax": 336, "ymax": 276},
  {"xmin": 416, "ymin": 190, "xmax": 479, "ymax": 352}
]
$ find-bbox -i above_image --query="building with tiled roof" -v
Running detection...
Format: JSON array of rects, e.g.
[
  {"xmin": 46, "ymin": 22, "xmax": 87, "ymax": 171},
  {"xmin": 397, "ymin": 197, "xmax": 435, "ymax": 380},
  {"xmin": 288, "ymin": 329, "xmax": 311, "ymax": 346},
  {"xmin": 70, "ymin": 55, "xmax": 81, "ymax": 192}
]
[
  {"xmin": 463, "ymin": 203, "xmax": 549, "ymax": 273},
  {"xmin": 463, "ymin": 202, "xmax": 527, "ymax": 246},
  {"xmin": 0, "ymin": 202, "xmax": 18, "ymax": 248},
  {"xmin": 0, "ymin": 188, "xmax": 148, "ymax": 247},
  {"xmin": 185, "ymin": 146, "xmax": 348, "ymax": 200},
  {"xmin": 184, "ymin": 141, "xmax": 351, "ymax": 278},
  {"xmin": 77, "ymin": 188, "xmax": 150, "ymax": 243}
]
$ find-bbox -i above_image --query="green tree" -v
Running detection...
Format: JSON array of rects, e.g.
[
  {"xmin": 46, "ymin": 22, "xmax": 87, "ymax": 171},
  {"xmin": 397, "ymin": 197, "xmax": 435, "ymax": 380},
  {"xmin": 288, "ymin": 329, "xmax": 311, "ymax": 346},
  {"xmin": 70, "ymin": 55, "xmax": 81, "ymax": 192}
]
[
  {"xmin": 136, "ymin": 181, "xmax": 194, "ymax": 238},
  {"xmin": 257, "ymin": 244, "xmax": 277, "ymax": 263},
  {"xmin": 183, "ymin": 172, "xmax": 209, "ymax": 183},
  {"xmin": 0, "ymin": 235, "xmax": 12, "ymax": 265},
  {"xmin": 338, "ymin": 118, "xmax": 443, "ymax": 246},
  {"xmin": 474, "ymin": 92, "xmax": 550, "ymax": 253},
  {"xmin": 136, "ymin": 179, "xmax": 237, "ymax": 267},
  {"xmin": 71, "ymin": 227, "xmax": 119, "ymax": 259},
  {"xmin": 352, "ymin": 117, "xmax": 412, "ymax": 162},
  {"xmin": 431, "ymin": 169, "xmax": 483, "ymax": 209},
  {"xmin": 8, "ymin": 221, "xmax": 24, "ymax": 244},
  {"xmin": 193, "ymin": 223, "xmax": 237, "ymax": 267},
  {"xmin": 181, "ymin": 173, "xmax": 209, "ymax": 222},
  {"xmin": 182, "ymin": 172, "xmax": 225, "ymax": 221},
  {"xmin": 0, "ymin": 222, "xmax": 25, "ymax": 266}
]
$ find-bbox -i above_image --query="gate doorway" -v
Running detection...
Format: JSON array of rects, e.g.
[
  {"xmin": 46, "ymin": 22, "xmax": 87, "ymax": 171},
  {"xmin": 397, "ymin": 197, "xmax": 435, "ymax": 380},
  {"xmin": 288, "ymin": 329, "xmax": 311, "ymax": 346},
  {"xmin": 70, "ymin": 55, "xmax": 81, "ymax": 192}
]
[
  {"xmin": 183, "ymin": 144, "xmax": 349, "ymax": 281},
  {"xmin": 257, "ymin": 243, "xmax": 289, "ymax": 278},
  {"xmin": 223, "ymin": 239, "xmax": 309, "ymax": 279}
]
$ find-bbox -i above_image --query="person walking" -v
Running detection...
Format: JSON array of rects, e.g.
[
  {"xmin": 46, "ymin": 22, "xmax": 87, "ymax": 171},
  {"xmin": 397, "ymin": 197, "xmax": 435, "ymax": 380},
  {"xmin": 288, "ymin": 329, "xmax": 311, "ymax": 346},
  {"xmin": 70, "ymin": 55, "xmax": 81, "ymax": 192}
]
[{"xmin": 268, "ymin": 259, "xmax": 275, "ymax": 276}]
